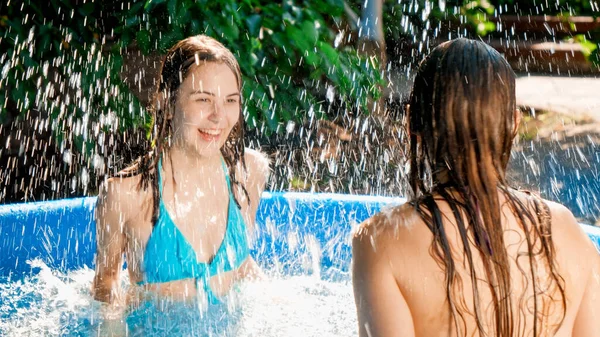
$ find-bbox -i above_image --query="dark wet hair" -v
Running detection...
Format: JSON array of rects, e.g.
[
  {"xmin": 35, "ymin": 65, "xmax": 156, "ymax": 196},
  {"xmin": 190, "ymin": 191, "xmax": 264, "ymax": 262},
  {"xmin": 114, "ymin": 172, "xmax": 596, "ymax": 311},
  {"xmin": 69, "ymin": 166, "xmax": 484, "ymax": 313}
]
[
  {"xmin": 407, "ymin": 38, "xmax": 566, "ymax": 336},
  {"xmin": 119, "ymin": 35, "xmax": 248, "ymax": 223}
]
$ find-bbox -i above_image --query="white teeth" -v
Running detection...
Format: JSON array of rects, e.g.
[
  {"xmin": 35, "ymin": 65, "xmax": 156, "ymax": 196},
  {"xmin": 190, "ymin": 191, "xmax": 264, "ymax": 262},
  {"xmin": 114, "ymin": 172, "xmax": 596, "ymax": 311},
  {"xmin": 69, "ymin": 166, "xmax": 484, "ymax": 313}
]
[{"xmin": 199, "ymin": 129, "xmax": 221, "ymax": 135}]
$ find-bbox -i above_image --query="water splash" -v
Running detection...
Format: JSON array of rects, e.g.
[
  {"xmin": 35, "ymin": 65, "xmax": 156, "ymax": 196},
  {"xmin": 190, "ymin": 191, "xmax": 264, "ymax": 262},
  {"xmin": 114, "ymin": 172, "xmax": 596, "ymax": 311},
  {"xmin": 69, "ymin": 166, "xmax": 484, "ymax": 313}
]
[{"xmin": 0, "ymin": 259, "xmax": 356, "ymax": 337}]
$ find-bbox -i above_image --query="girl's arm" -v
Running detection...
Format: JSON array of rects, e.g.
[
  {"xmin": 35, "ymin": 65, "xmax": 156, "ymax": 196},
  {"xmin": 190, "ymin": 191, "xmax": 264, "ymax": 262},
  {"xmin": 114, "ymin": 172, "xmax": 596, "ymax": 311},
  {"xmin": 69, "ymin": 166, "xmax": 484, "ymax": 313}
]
[
  {"xmin": 352, "ymin": 218, "xmax": 416, "ymax": 337},
  {"xmin": 238, "ymin": 148, "xmax": 270, "ymax": 279},
  {"xmin": 241, "ymin": 148, "xmax": 270, "ymax": 231},
  {"xmin": 572, "ymin": 255, "xmax": 600, "ymax": 337},
  {"xmin": 92, "ymin": 179, "xmax": 127, "ymax": 305},
  {"xmin": 550, "ymin": 202, "xmax": 600, "ymax": 337},
  {"xmin": 91, "ymin": 179, "xmax": 131, "ymax": 336}
]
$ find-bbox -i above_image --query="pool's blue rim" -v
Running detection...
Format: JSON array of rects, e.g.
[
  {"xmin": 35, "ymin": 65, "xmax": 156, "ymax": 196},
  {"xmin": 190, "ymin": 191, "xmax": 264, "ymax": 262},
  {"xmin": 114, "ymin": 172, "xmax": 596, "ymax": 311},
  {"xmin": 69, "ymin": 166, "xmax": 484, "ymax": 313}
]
[
  {"xmin": 0, "ymin": 192, "xmax": 598, "ymax": 277},
  {"xmin": 0, "ymin": 191, "xmax": 598, "ymax": 233},
  {"xmin": 0, "ymin": 191, "xmax": 595, "ymax": 225},
  {"xmin": 0, "ymin": 191, "xmax": 405, "ymax": 208}
]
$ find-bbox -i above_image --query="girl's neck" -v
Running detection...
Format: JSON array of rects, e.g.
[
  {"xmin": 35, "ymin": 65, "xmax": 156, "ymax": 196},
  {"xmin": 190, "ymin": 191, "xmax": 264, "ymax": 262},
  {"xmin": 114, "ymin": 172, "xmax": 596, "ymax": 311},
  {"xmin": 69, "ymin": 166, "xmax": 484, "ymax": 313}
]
[{"xmin": 161, "ymin": 146, "xmax": 224, "ymax": 186}]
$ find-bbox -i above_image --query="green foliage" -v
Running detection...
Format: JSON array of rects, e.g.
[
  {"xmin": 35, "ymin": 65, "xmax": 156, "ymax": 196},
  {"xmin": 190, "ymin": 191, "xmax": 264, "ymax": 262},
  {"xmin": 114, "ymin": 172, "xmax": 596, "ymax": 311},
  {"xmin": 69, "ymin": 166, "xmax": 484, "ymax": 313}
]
[
  {"xmin": 131, "ymin": 0, "xmax": 382, "ymax": 133},
  {"xmin": 374, "ymin": 0, "xmax": 447, "ymax": 42},
  {"xmin": 460, "ymin": 0, "xmax": 496, "ymax": 35},
  {"xmin": 0, "ymin": 0, "xmax": 383, "ymax": 156},
  {"xmin": 574, "ymin": 34, "xmax": 599, "ymax": 57},
  {"xmin": 0, "ymin": 0, "xmax": 146, "ymax": 158}
]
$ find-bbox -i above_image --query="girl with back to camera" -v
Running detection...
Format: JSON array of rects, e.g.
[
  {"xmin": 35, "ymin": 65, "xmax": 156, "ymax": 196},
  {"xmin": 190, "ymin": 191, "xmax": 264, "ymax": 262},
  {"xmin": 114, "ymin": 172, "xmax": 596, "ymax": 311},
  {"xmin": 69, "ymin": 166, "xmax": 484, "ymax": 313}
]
[
  {"xmin": 352, "ymin": 38, "xmax": 600, "ymax": 337},
  {"xmin": 92, "ymin": 35, "xmax": 269, "ymax": 311}
]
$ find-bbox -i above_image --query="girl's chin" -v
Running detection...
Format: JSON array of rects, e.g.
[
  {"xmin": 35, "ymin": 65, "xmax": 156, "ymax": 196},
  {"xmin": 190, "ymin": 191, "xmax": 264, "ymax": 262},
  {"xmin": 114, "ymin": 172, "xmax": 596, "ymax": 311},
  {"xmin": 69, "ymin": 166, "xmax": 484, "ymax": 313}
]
[{"xmin": 192, "ymin": 142, "xmax": 224, "ymax": 156}]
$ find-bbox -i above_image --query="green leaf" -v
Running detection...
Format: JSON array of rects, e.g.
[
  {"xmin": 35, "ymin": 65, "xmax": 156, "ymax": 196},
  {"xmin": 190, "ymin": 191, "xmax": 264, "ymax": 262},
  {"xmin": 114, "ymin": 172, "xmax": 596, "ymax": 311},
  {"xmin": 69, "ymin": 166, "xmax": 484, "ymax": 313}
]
[
  {"xmin": 158, "ymin": 28, "xmax": 184, "ymax": 51},
  {"xmin": 308, "ymin": 67, "xmax": 324, "ymax": 80},
  {"xmin": 78, "ymin": 2, "xmax": 96, "ymax": 16},
  {"xmin": 136, "ymin": 30, "xmax": 152, "ymax": 54},
  {"xmin": 120, "ymin": 30, "xmax": 133, "ymax": 46},
  {"xmin": 167, "ymin": 0, "xmax": 178, "ymax": 19},
  {"xmin": 110, "ymin": 53, "xmax": 124, "ymax": 73},
  {"xmin": 22, "ymin": 54, "xmax": 38, "ymax": 68},
  {"xmin": 276, "ymin": 91, "xmax": 294, "ymax": 121},
  {"xmin": 301, "ymin": 20, "xmax": 319, "ymax": 45},
  {"xmin": 144, "ymin": 0, "xmax": 167, "ymax": 11},
  {"xmin": 304, "ymin": 49, "xmax": 320, "ymax": 67},
  {"xmin": 125, "ymin": 15, "xmax": 140, "ymax": 27},
  {"xmin": 249, "ymin": 53, "xmax": 259, "ymax": 66},
  {"xmin": 316, "ymin": 0, "xmax": 344, "ymax": 16},
  {"xmin": 286, "ymin": 25, "xmax": 310, "ymax": 51},
  {"xmin": 39, "ymin": 34, "xmax": 52, "ymax": 55},
  {"xmin": 246, "ymin": 14, "xmax": 262, "ymax": 36},
  {"xmin": 220, "ymin": 17, "xmax": 240, "ymax": 40},
  {"xmin": 190, "ymin": 19, "xmax": 202, "ymax": 35},
  {"xmin": 317, "ymin": 41, "xmax": 339, "ymax": 66},
  {"xmin": 243, "ymin": 100, "xmax": 259, "ymax": 129},
  {"xmin": 574, "ymin": 34, "xmax": 598, "ymax": 57},
  {"xmin": 282, "ymin": 12, "xmax": 295, "ymax": 25}
]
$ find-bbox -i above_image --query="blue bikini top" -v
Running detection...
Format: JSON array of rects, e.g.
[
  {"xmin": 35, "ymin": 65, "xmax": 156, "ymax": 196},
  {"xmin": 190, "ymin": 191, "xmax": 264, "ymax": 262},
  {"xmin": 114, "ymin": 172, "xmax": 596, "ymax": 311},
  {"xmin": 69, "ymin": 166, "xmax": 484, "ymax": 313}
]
[{"xmin": 137, "ymin": 158, "xmax": 250, "ymax": 304}]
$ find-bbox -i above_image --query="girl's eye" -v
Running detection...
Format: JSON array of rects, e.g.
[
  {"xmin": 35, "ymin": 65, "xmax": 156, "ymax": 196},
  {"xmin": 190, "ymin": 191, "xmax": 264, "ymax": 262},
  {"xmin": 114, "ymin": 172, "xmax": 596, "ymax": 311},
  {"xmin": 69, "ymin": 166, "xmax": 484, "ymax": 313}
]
[
  {"xmin": 226, "ymin": 98, "xmax": 239, "ymax": 104},
  {"xmin": 196, "ymin": 97, "xmax": 210, "ymax": 103}
]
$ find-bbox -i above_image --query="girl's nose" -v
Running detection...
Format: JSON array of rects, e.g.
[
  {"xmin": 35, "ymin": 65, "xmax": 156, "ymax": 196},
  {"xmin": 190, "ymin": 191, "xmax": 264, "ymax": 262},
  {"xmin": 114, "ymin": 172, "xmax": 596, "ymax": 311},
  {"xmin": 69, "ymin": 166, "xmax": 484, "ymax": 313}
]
[{"xmin": 208, "ymin": 101, "xmax": 224, "ymax": 122}]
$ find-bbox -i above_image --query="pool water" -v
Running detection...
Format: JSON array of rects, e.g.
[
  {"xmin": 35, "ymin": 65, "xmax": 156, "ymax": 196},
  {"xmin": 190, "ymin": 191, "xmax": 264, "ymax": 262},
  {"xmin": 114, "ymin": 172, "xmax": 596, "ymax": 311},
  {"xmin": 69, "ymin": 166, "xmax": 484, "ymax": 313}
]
[
  {"xmin": 2, "ymin": 193, "xmax": 599, "ymax": 336},
  {"xmin": 0, "ymin": 193, "xmax": 377, "ymax": 336},
  {"xmin": 0, "ymin": 259, "xmax": 357, "ymax": 337}
]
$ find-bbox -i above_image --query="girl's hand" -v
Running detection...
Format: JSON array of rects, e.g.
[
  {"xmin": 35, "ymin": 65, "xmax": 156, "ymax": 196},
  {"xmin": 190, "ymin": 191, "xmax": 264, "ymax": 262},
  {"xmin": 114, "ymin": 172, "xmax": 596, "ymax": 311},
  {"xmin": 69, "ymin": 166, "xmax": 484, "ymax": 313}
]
[
  {"xmin": 239, "ymin": 256, "xmax": 265, "ymax": 281},
  {"xmin": 94, "ymin": 317, "xmax": 128, "ymax": 337},
  {"xmin": 93, "ymin": 301, "xmax": 128, "ymax": 337}
]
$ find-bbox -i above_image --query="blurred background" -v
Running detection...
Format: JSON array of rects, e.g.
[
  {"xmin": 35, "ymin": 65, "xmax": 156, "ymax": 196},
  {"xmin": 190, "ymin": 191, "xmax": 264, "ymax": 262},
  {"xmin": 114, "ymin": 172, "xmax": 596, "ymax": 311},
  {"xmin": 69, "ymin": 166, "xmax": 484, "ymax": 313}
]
[{"xmin": 0, "ymin": 0, "xmax": 599, "ymax": 224}]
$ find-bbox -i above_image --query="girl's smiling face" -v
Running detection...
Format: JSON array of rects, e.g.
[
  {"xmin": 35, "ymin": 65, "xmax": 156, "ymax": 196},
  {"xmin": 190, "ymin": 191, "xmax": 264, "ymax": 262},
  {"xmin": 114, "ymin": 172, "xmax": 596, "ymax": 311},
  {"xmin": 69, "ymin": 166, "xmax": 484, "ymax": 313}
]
[{"xmin": 171, "ymin": 61, "xmax": 241, "ymax": 156}]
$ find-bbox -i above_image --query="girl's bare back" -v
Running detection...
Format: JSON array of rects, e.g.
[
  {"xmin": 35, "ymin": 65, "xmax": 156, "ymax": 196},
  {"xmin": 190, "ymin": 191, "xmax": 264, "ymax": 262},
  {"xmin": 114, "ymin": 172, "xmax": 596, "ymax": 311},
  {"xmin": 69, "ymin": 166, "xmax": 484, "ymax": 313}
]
[{"xmin": 353, "ymin": 190, "xmax": 600, "ymax": 337}]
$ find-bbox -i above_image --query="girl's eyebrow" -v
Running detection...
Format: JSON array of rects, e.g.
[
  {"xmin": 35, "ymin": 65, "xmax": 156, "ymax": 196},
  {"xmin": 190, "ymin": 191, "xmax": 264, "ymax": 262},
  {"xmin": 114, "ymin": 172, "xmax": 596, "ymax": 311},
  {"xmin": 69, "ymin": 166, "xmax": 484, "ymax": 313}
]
[
  {"xmin": 190, "ymin": 90, "xmax": 239, "ymax": 97},
  {"xmin": 190, "ymin": 90, "xmax": 215, "ymax": 96}
]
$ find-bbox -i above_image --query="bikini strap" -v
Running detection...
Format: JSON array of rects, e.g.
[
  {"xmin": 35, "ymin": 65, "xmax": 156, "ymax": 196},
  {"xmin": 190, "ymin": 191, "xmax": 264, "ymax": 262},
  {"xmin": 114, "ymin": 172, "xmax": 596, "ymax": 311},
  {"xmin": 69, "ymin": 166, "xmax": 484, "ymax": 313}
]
[
  {"xmin": 157, "ymin": 158, "xmax": 164, "ymax": 197},
  {"xmin": 221, "ymin": 157, "xmax": 232, "ymax": 193}
]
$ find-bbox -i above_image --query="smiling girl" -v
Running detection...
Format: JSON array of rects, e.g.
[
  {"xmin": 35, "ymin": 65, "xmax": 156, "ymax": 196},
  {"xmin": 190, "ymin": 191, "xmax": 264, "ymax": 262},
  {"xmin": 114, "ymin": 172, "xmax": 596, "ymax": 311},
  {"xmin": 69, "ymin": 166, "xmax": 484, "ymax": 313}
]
[{"xmin": 92, "ymin": 35, "xmax": 269, "ymax": 310}]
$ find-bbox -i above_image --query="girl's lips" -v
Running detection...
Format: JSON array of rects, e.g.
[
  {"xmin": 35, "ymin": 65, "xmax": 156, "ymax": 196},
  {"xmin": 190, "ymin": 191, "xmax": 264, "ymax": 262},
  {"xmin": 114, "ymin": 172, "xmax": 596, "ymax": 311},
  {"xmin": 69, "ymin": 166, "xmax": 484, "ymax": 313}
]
[{"xmin": 197, "ymin": 128, "xmax": 222, "ymax": 142}]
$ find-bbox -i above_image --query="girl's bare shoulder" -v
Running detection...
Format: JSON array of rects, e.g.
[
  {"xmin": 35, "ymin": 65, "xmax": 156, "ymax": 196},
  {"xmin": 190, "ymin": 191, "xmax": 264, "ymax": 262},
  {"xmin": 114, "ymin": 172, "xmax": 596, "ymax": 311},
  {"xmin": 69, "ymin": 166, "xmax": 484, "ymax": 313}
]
[
  {"xmin": 243, "ymin": 148, "xmax": 270, "ymax": 179},
  {"xmin": 509, "ymin": 190, "xmax": 584, "ymax": 235},
  {"xmin": 236, "ymin": 148, "xmax": 270, "ymax": 196},
  {"xmin": 354, "ymin": 202, "xmax": 424, "ymax": 243},
  {"xmin": 96, "ymin": 174, "xmax": 152, "ymax": 222}
]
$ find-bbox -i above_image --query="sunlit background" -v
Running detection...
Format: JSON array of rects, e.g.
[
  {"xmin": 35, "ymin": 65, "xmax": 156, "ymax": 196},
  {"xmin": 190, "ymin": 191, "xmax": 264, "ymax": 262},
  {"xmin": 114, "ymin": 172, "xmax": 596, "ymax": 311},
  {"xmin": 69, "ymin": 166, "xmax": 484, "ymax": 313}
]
[
  {"xmin": 1, "ymin": 0, "xmax": 599, "ymax": 222},
  {"xmin": 0, "ymin": 0, "xmax": 599, "ymax": 335}
]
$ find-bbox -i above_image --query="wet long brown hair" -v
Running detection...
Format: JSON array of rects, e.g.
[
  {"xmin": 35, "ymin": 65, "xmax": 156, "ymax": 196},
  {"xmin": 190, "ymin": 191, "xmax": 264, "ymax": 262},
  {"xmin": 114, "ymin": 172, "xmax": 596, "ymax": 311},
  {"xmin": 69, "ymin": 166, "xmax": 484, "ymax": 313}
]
[
  {"xmin": 119, "ymin": 35, "xmax": 248, "ymax": 223},
  {"xmin": 407, "ymin": 38, "xmax": 566, "ymax": 336}
]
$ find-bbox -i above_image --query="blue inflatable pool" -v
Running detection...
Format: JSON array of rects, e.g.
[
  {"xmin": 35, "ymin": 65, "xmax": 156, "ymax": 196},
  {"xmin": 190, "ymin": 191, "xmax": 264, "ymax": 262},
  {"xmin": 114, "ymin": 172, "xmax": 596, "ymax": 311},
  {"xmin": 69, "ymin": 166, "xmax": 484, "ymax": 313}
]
[{"xmin": 1, "ymin": 192, "xmax": 599, "ymax": 277}]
